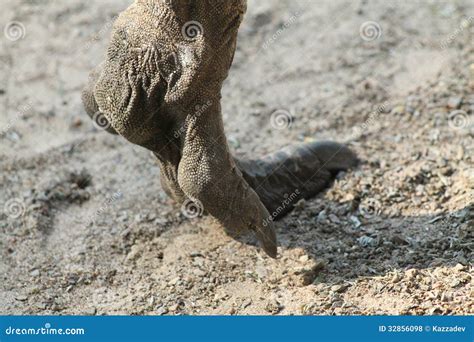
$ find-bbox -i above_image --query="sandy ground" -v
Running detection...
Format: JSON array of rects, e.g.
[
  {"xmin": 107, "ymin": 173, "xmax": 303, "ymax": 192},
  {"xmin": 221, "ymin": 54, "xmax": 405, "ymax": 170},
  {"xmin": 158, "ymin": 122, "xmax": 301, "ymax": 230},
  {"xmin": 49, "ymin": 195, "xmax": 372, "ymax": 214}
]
[{"xmin": 0, "ymin": 0, "xmax": 473, "ymax": 315}]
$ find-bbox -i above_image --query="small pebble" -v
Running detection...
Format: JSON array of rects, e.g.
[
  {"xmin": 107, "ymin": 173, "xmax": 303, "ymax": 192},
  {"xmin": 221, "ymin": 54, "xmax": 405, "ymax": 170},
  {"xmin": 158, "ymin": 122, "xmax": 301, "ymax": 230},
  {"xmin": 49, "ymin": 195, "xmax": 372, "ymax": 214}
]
[
  {"xmin": 83, "ymin": 308, "xmax": 97, "ymax": 315},
  {"xmin": 452, "ymin": 263, "xmax": 466, "ymax": 272},
  {"xmin": 168, "ymin": 303, "xmax": 179, "ymax": 312},
  {"xmin": 406, "ymin": 269, "xmax": 419, "ymax": 280},
  {"xmin": 15, "ymin": 295, "xmax": 28, "ymax": 302},
  {"xmin": 349, "ymin": 215, "xmax": 361, "ymax": 228},
  {"xmin": 331, "ymin": 284, "xmax": 350, "ymax": 293},
  {"xmin": 447, "ymin": 97, "xmax": 462, "ymax": 109},
  {"xmin": 156, "ymin": 306, "xmax": 168, "ymax": 315},
  {"xmin": 328, "ymin": 214, "xmax": 341, "ymax": 224},
  {"xmin": 391, "ymin": 272, "xmax": 402, "ymax": 283},
  {"xmin": 357, "ymin": 235, "xmax": 376, "ymax": 247},
  {"xmin": 317, "ymin": 210, "xmax": 328, "ymax": 223},
  {"xmin": 299, "ymin": 255, "xmax": 309, "ymax": 263},
  {"xmin": 265, "ymin": 299, "xmax": 282, "ymax": 314}
]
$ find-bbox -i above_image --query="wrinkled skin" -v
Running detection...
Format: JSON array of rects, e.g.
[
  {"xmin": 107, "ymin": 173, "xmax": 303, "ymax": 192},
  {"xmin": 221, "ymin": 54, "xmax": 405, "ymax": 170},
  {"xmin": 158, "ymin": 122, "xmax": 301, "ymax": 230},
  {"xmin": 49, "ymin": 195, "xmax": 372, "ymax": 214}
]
[{"xmin": 82, "ymin": 0, "xmax": 357, "ymax": 258}]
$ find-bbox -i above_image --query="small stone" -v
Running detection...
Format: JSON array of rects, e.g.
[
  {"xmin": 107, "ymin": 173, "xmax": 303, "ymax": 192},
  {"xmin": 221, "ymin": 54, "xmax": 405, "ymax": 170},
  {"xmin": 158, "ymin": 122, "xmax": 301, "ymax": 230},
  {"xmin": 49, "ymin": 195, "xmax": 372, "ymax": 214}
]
[
  {"xmin": 36, "ymin": 303, "xmax": 47, "ymax": 310},
  {"xmin": 193, "ymin": 268, "xmax": 207, "ymax": 277},
  {"xmin": 30, "ymin": 269, "xmax": 40, "ymax": 277},
  {"xmin": 428, "ymin": 306, "xmax": 444, "ymax": 315},
  {"xmin": 406, "ymin": 269, "xmax": 418, "ymax": 280},
  {"xmin": 357, "ymin": 235, "xmax": 376, "ymax": 247},
  {"xmin": 241, "ymin": 298, "xmax": 252, "ymax": 309},
  {"xmin": 293, "ymin": 199, "xmax": 306, "ymax": 213},
  {"xmin": 126, "ymin": 245, "xmax": 142, "ymax": 262},
  {"xmin": 349, "ymin": 215, "xmax": 361, "ymax": 228},
  {"xmin": 134, "ymin": 213, "xmax": 147, "ymax": 223},
  {"xmin": 83, "ymin": 308, "xmax": 97, "ymax": 315},
  {"xmin": 447, "ymin": 97, "xmax": 462, "ymax": 109},
  {"xmin": 294, "ymin": 260, "xmax": 325, "ymax": 286},
  {"xmin": 299, "ymin": 255, "xmax": 309, "ymax": 263},
  {"xmin": 328, "ymin": 214, "xmax": 341, "ymax": 224},
  {"xmin": 156, "ymin": 306, "xmax": 168, "ymax": 315},
  {"xmin": 450, "ymin": 279, "xmax": 461, "ymax": 288},
  {"xmin": 265, "ymin": 299, "xmax": 282, "ymax": 314},
  {"xmin": 71, "ymin": 118, "xmax": 83, "ymax": 128},
  {"xmin": 51, "ymin": 303, "xmax": 64, "ymax": 312},
  {"xmin": 391, "ymin": 272, "xmax": 402, "ymax": 283},
  {"xmin": 331, "ymin": 284, "xmax": 349, "ymax": 293},
  {"xmin": 168, "ymin": 303, "xmax": 179, "ymax": 312},
  {"xmin": 390, "ymin": 235, "xmax": 409, "ymax": 245},
  {"xmin": 317, "ymin": 210, "xmax": 328, "ymax": 223},
  {"xmin": 391, "ymin": 105, "xmax": 405, "ymax": 114},
  {"xmin": 169, "ymin": 277, "xmax": 180, "ymax": 286},
  {"xmin": 228, "ymin": 136, "xmax": 240, "ymax": 149},
  {"xmin": 452, "ymin": 263, "xmax": 466, "ymax": 272},
  {"xmin": 15, "ymin": 295, "xmax": 28, "ymax": 302},
  {"xmin": 440, "ymin": 292, "xmax": 452, "ymax": 302}
]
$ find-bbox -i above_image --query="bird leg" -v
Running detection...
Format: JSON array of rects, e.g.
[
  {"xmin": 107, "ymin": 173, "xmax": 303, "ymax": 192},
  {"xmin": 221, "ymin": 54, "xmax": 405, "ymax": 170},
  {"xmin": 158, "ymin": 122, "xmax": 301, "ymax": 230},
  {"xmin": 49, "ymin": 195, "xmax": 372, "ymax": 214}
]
[{"xmin": 82, "ymin": 0, "xmax": 357, "ymax": 258}]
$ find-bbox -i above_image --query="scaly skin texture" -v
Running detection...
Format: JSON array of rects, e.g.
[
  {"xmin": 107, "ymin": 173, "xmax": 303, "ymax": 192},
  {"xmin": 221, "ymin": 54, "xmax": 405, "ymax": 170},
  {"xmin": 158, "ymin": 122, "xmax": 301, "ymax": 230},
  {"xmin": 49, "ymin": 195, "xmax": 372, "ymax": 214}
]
[{"xmin": 82, "ymin": 0, "xmax": 357, "ymax": 258}]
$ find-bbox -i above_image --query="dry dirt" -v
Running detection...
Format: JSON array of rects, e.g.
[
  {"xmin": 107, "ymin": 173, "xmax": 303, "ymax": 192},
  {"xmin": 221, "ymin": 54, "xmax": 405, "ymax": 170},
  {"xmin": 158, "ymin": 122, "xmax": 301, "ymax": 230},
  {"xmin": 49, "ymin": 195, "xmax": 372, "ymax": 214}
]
[{"xmin": 0, "ymin": 0, "xmax": 473, "ymax": 315}]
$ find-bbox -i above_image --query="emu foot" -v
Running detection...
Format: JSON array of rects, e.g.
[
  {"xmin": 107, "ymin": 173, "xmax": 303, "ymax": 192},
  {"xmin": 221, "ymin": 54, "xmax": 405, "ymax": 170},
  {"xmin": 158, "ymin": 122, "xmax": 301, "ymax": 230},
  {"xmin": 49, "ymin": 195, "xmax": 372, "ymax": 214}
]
[{"xmin": 237, "ymin": 141, "xmax": 358, "ymax": 220}]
